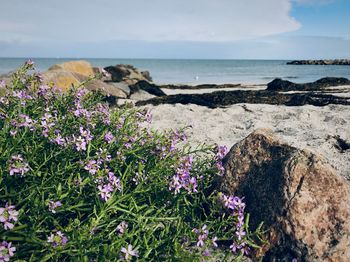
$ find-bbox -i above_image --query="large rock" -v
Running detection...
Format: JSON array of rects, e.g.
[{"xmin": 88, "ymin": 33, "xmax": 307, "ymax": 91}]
[
  {"xmin": 218, "ymin": 129, "xmax": 350, "ymax": 261},
  {"xmin": 42, "ymin": 70, "xmax": 81, "ymax": 91},
  {"xmin": 267, "ymin": 77, "xmax": 350, "ymax": 92},
  {"xmin": 103, "ymin": 64, "xmax": 152, "ymax": 84},
  {"xmin": 48, "ymin": 60, "xmax": 95, "ymax": 77}
]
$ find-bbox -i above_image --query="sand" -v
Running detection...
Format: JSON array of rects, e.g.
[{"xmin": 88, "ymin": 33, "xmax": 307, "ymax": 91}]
[{"xmin": 138, "ymin": 85, "xmax": 350, "ymax": 180}]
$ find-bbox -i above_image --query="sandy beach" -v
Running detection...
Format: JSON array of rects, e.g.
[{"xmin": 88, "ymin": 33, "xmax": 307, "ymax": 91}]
[{"xmin": 141, "ymin": 85, "xmax": 350, "ymax": 180}]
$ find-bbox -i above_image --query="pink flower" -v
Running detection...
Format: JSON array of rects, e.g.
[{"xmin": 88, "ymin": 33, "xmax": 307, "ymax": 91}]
[
  {"xmin": 121, "ymin": 244, "xmax": 138, "ymax": 260},
  {"xmin": 0, "ymin": 241, "xmax": 16, "ymax": 261}
]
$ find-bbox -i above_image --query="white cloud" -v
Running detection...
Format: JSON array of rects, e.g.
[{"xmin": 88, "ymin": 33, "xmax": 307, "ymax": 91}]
[{"xmin": 0, "ymin": 0, "xmax": 300, "ymax": 42}]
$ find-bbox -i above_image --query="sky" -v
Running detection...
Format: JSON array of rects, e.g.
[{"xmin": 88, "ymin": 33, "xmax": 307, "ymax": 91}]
[{"xmin": 0, "ymin": 0, "xmax": 349, "ymax": 59}]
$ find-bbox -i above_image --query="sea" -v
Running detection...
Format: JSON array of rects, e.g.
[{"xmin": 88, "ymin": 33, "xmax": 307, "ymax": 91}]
[{"xmin": 1, "ymin": 58, "xmax": 350, "ymax": 85}]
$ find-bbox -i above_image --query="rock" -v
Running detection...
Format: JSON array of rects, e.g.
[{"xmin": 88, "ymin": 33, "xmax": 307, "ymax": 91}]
[
  {"xmin": 136, "ymin": 89, "xmax": 350, "ymax": 108},
  {"xmin": 84, "ymin": 79, "xmax": 127, "ymax": 99},
  {"xmin": 130, "ymin": 80, "xmax": 166, "ymax": 97},
  {"xmin": 129, "ymin": 90, "xmax": 155, "ymax": 101},
  {"xmin": 42, "ymin": 70, "xmax": 81, "ymax": 91},
  {"xmin": 160, "ymin": 83, "xmax": 241, "ymax": 90},
  {"xmin": 48, "ymin": 60, "xmax": 95, "ymax": 77},
  {"xmin": 103, "ymin": 64, "xmax": 152, "ymax": 84},
  {"xmin": 141, "ymin": 70, "xmax": 152, "ymax": 82},
  {"xmin": 108, "ymin": 82, "xmax": 131, "ymax": 96},
  {"xmin": 287, "ymin": 59, "xmax": 350, "ymax": 65},
  {"xmin": 267, "ymin": 77, "xmax": 350, "ymax": 92},
  {"xmin": 218, "ymin": 129, "xmax": 350, "ymax": 261}
]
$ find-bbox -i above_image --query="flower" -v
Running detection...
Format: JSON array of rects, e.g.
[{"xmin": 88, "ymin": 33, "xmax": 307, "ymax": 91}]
[
  {"xmin": 104, "ymin": 131, "xmax": 114, "ymax": 144},
  {"xmin": 8, "ymin": 154, "xmax": 29, "ymax": 177},
  {"xmin": 80, "ymin": 126, "xmax": 93, "ymax": 142},
  {"xmin": 47, "ymin": 231, "xmax": 68, "ymax": 247},
  {"xmin": 48, "ymin": 201, "xmax": 62, "ymax": 214},
  {"xmin": 116, "ymin": 221, "xmax": 128, "ymax": 235},
  {"xmin": 25, "ymin": 58, "xmax": 34, "ymax": 67},
  {"xmin": 121, "ymin": 244, "xmax": 138, "ymax": 261},
  {"xmin": 0, "ymin": 80, "xmax": 5, "ymax": 89},
  {"xmin": 84, "ymin": 160, "xmax": 100, "ymax": 175},
  {"xmin": 0, "ymin": 203, "xmax": 18, "ymax": 231},
  {"xmin": 75, "ymin": 136, "xmax": 87, "ymax": 151},
  {"xmin": 0, "ymin": 241, "xmax": 16, "ymax": 261}
]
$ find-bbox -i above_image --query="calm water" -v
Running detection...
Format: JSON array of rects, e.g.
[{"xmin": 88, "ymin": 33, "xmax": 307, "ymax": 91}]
[{"xmin": 1, "ymin": 58, "xmax": 350, "ymax": 85}]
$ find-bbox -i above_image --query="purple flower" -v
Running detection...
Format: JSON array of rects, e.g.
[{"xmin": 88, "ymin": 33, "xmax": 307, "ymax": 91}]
[
  {"xmin": 84, "ymin": 160, "xmax": 100, "ymax": 175},
  {"xmin": 0, "ymin": 241, "xmax": 16, "ymax": 261},
  {"xmin": 230, "ymin": 242, "xmax": 238, "ymax": 253},
  {"xmin": 116, "ymin": 221, "xmax": 128, "ymax": 235},
  {"xmin": 202, "ymin": 249, "xmax": 211, "ymax": 257},
  {"xmin": 192, "ymin": 224, "xmax": 209, "ymax": 247},
  {"xmin": 47, "ymin": 231, "xmax": 68, "ymax": 247},
  {"xmin": 97, "ymin": 184, "xmax": 113, "ymax": 201},
  {"xmin": 104, "ymin": 132, "xmax": 114, "ymax": 144},
  {"xmin": 169, "ymin": 155, "xmax": 198, "ymax": 194},
  {"xmin": 0, "ymin": 203, "xmax": 18, "ymax": 231},
  {"xmin": 25, "ymin": 58, "xmax": 34, "ymax": 67},
  {"xmin": 16, "ymin": 114, "xmax": 36, "ymax": 130},
  {"xmin": 8, "ymin": 154, "xmax": 30, "ymax": 177},
  {"xmin": 75, "ymin": 136, "xmax": 87, "ymax": 151},
  {"xmin": 121, "ymin": 244, "xmax": 138, "ymax": 261},
  {"xmin": 80, "ymin": 126, "xmax": 93, "ymax": 142},
  {"xmin": 108, "ymin": 173, "xmax": 121, "ymax": 190},
  {"xmin": 48, "ymin": 201, "xmax": 62, "ymax": 214},
  {"xmin": 235, "ymin": 229, "xmax": 246, "ymax": 241},
  {"xmin": 0, "ymin": 80, "xmax": 5, "ymax": 88},
  {"xmin": 50, "ymin": 134, "xmax": 66, "ymax": 147},
  {"xmin": 215, "ymin": 145, "xmax": 228, "ymax": 160}
]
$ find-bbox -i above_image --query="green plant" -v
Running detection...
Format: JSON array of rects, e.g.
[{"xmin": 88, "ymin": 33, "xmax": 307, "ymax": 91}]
[{"xmin": 0, "ymin": 61, "xmax": 265, "ymax": 261}]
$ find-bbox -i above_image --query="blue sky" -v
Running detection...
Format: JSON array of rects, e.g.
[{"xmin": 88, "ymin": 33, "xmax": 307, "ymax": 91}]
[{"xmin": 0, "ymin": 0, "xmax": 349, "ymax": 59}]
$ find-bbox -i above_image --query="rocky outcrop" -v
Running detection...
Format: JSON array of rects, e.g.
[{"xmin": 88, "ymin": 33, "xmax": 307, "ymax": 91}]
[
  {"xmin": 287, "ymin": 59, "xmax": 350, "ymax": 65},
  {"xmin": 104, "ymin": 64, "xmax": 152, "ymax": 85},
  {"xmin": 217, "ymin": 129, "xmax": 350, "ymax": 261},
  {"xmin": 48, "ymin": 60, "xmax": 95, "ymax": 77},
  {"xmin": 130, "ymin": 80, "xmax": 166, "ymax": 97},
  {"xmin": 43, "ymin": 69, "xmax": 81, "ymax": 91},
  {"xmin": 267, "ymin": 77, "xmax": 350, "ymax": 92},
  {"xmin": 136, "ymin": 90, "xmax": 350, "ymax": 108},
  {"xmin": 160, "ymin": 83, "xmax": 241, "ymax": 90}
]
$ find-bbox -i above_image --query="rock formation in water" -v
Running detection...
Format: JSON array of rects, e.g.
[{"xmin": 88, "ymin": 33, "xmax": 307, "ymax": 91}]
[{"xmin": 287, "ymin": 59, "xmax": 350, "ymax": 65}]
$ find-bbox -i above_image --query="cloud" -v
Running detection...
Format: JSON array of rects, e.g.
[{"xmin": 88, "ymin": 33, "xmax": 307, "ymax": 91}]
[
  {"xmin": 0, "ymin": 0, "xmax": 300, "ymax": 43},
  {"xmin": 292, "ymin": 0, "xmax": 335, "ymax": 5}
]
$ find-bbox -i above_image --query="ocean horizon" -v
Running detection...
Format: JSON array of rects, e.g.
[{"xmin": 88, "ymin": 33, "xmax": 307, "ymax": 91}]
[{"xmin": 1, "ymin": 57, "xmax": 350, "ymax": 85}]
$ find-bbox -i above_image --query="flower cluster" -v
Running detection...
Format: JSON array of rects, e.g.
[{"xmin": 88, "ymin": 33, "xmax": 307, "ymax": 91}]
[
  {"xmin": 169, "ymin": 155, "xmax": 198, "ymax": 194},
  {"xmin": 192, "ymin": 224, "xmax": 218, "ymax": 257},
  {"xmin": 47, "ymin": 231, "xmax": 68, "ymax": 248},
  {"xmin": 0, "ymin": 241, "xmax": 16, "ymax": 262},
  {"xmin": 219, "ymin": 193, "xmax": 250, "ymax": 255},
  {"xmin": 0, "ymin": 203, "xmax": 19, "ymax": 230},
  {"xmin": 97, "ymin": 171, "xmax": 121, "ymax": 201},
  {"xmin": 214, "ymin": 145, "xmax": 228, "ymax": 176},
  {"xmin": 8, "ymin": 155, "xmax": 30, "ymax": 177}
]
